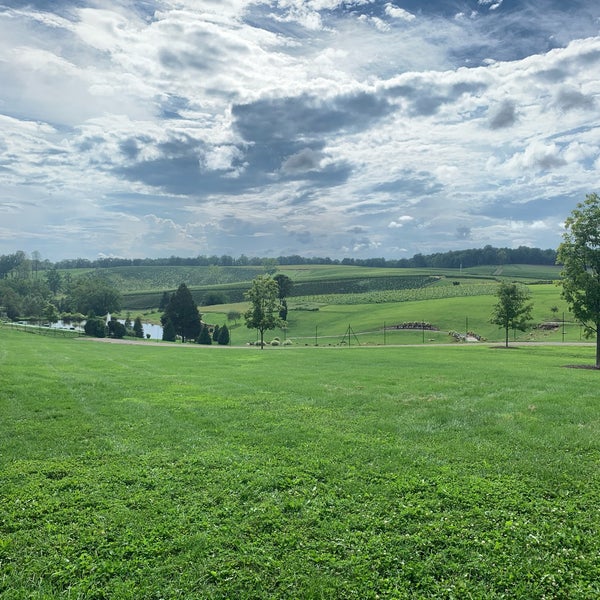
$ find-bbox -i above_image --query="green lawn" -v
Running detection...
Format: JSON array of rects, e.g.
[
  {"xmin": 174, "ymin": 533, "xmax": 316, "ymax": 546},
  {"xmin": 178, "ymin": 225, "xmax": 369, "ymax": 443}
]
[{"xmin": 1, "ymin": 328, "xmax": 599, "ymax": 598}]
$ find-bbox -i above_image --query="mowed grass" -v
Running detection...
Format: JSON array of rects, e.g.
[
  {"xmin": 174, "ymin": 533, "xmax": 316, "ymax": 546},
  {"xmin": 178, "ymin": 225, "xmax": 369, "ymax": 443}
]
[{"xmin": 2, "ymin": 329, "xmax": 600, "ymax": 598}]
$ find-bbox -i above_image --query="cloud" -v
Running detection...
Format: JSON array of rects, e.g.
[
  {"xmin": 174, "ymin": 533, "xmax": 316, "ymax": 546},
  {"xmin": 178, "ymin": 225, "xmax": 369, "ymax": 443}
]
[
  {"xmin": 388, "ymin": 216, "xmax": 414, "ymax": 228},
  {"xmin": 553, "ymin": 86, "xmax": 596, "ymax": 112},
  {"xmin": 488, "ymin": 100, "xmax": 518, "ymax": 129},
  {"xmin": 505, "ymin": 142, "xmax": 568, "ymax": 172},
  {"xmin": 0, "ymin": 2, "xmax": 599, "ymax": 260}
]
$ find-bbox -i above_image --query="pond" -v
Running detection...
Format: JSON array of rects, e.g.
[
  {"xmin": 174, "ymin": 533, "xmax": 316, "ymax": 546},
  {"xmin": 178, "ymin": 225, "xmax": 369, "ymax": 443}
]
[{"xmin": 50, "ymin": 318, "xmax": 163, "ymax": 340}]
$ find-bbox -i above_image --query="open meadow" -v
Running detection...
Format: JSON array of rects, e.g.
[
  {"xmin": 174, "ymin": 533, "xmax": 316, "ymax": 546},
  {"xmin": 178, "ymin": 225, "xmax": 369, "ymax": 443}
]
[{"xmin": 1, "ymin": 327, "xmax": 600, "ymax": 598}]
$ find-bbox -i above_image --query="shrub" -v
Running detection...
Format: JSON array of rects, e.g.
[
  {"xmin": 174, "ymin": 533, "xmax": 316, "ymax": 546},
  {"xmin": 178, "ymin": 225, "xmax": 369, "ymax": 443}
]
[
  {"xmin": 84, "ymin": 317, "xmax": 107, "ymax": 338},
  {"xmin": 202, "ymin": 291, "xmax": 227, "ymax": 306}
]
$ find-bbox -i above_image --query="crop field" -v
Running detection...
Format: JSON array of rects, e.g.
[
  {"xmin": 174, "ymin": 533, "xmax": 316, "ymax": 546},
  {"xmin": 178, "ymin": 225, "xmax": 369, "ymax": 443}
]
[
  {"xmin": 1, "ymin": 327, "xmax": 600, "ymax": 598},
  {"xmin": 91, "ymin": 265, "xmax": 560, "ymax": 310}
]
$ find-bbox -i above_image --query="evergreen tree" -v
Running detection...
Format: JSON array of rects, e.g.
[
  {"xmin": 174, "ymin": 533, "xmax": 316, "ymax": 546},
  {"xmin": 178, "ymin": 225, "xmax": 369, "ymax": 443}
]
[
  {"xmin": 217, "ymin": 323, "xmax": 230, "ymax": 345},
  {"xmin": 161, "ymin": 283, "xmax": 201, "ymax": 342},
  {"xmin": 197, "ymin": 324, "xmax": 212, "ymax": 345},
  {"xmin": 162, "ymin": 317, "xmax": 176, "ymax": 342},
  {"xmin": 133, "ymin": 316, "xmax": 144, "ymax": 338},
  {"xmin": 159, "ymin": 291, "xmax": 171, "ymax": 311},
  {"xmin": 212, "ymin": 324, "xmax": 220, "ymax": 342}
]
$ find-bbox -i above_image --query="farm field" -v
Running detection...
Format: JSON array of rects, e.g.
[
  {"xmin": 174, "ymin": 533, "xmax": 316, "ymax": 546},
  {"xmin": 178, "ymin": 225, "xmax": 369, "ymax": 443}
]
[
  {"xmin": 191, "ymin": 284, "xmax": 577, "ymax": 347},
  {"xmin": 1, "ymin": 328, "xmax": 600, "ymax": 598},
  {"xmin": 77, "ymin": 263, "xmax": 557, "ymax": 310}
]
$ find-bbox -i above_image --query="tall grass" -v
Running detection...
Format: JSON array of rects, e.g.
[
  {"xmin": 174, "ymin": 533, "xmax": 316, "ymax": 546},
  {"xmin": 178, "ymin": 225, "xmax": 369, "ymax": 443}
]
[{"xmin": 1, "ymin": 328, "xmax": 600, "ymax": 598}]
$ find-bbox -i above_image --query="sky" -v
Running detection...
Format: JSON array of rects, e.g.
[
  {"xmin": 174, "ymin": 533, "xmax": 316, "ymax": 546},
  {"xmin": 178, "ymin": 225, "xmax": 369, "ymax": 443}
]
[{"xmin": 0, "ymin": 1, "xmax": 599, "ymax": 262}]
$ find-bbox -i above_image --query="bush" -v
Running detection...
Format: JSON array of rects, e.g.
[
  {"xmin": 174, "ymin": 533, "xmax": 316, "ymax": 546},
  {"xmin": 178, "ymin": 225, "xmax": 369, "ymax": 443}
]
[
  {"xmin": 84, "ymin": 317, "xmax": 107, "ymax": 338},
  {"xmin": 270, "ymin": 339, "xmax": 280, "ymax": 346},
  {"xmin": 108, "ymin": 318, "xmax": 126, "ymax": 339},
  {"xmin": 202, "ymin": 291, "xmax": 227, "ymax": 306},
  {"xmin": 197, "ymin": 324, "xmax": 212, "ymax": 345}
]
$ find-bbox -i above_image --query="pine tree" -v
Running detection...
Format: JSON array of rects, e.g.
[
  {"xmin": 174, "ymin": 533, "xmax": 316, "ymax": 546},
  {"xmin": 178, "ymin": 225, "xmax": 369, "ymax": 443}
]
[
  {"xmin": 133, "ymin": 316, "xmax": 144, "ymax": 338},
  {"xmin": 160, "ymin": 283, "xmax": 201, "ymax": 343},
  {"xmin": 212, "ymin": 324, "xmax": 220, "ymax": 342},
  {"xmin": 159, "ymin": 291, "xmax": 171, "ymax": 311},
  {"xmin": 197, "ymin": 324, "xmax": 212, "ymax": 345},
  {"xmin": 162, "ymin": 317, "xmax": 176, "ymax": 342},
  {"xmin": 217, "ymin": 323, "xmax": 230, "ymax": 345}
]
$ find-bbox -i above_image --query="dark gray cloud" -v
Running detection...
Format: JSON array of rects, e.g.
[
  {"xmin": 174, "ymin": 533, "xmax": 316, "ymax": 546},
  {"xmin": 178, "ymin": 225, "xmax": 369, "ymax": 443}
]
[
  {"xmin": 488, "ymin": 100, "xmax": 518, "ymax": 129},
  {"xmin": 233, "ymin": 91, "xmax": 393, "ymax": 143},
  {"xmin": 388, "ymin": 80, "xmax": 488, "ymax": 117},
  {"xmin": 281, "ymin": 149, "xmax": 323, "ymax": 174},
  {"xmin": 374, "ymin": 171, "xmax": 444, "ymax": 197},
  {"xmin": 554, "ymin": 87, "xmax": 596, "ymax": 112}
]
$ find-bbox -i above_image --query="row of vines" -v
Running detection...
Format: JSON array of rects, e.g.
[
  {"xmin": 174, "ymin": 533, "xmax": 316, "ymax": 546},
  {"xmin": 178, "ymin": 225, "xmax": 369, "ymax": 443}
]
[{"xmin": 292, "ymin": 282, "xmax": 499, "ymax": 306}]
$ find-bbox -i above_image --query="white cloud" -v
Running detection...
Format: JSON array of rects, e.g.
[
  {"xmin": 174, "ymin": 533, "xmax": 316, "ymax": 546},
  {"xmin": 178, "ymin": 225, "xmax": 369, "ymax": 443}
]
[
  {"xmin": 0, "ymin": 2, "xmax": 599, "ymax": 260},
  {"xmin": 388, "ymin": 216, "xmax": 414, "ymax": 228},
  {"xmin": 385, "ymin": 4, "xmax": 416, "ymax": 22}
]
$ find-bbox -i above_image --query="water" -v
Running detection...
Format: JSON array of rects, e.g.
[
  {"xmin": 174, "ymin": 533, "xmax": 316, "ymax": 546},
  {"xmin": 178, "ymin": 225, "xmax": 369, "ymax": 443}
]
[{"xmin": 50, "ymin": 318, "xmax": 163, "ymax": 339}]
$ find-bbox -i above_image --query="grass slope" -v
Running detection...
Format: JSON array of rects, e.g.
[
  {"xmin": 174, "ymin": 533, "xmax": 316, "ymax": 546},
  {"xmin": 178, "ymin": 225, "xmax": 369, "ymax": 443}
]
[
  {"xmin": 89, "ymin": 263, "xmax": 557, "ymax": 310},
  {"xmin": 1, "ymin": 328, "xmax": 600, "ymax": 598}
]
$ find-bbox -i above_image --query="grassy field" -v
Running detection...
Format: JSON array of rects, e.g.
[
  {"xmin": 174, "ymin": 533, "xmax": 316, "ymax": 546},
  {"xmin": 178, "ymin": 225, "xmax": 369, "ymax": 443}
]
[
  {"xmin": 88, "ymin": 263, "xmax": 557, "ymax": 309},
  {"xmin": 1, "ymin": 327, "xmax": 600, "ymax": 598},
  {"xmin": 191, "ymin": 283, "xmax": 577, "ymax": 347}
]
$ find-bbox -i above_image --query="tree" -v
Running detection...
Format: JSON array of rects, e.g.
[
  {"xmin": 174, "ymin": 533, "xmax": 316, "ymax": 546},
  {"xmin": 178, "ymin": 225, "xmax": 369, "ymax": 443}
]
[
  {"xmin": 162, "ymin": 317, "xmax": 176, "ymax": 342},
  {"xmin": 273, "ymin": 273, "xmax": 293, "ymax": 299},
  {"xmin": 557, "ymin": 193, "xmax": 600, "ymax": 368},
  {"xmin": 203, "ymin": 291, "xmax": 227, "ymax": 306},
  {"xmin": 45, "ymin": 269, "xmax": 62, "ymax": 295},
  {"xmin": 273, "ymin": 273, "xmax": 293, "ymax": 320},
  {"xmin": 490, "ymin": 282, "xmax": 533, "ymax": 348},
  {"xmin": 197, "ymin": 324, "xmax": 212, "ymax": 345},
  {"xmin": 227, "ymin": 310, "xmax": 241, "ymax": 325},
  {"xmin": 84, "ymin": 316, "xmax": 107, "ymax": 338},
  {"xmin": 217, "ymin": 323, "xmax": 230, "ymax": 345},
  {"xmin": 108, "ymin": 317, "xmax": 126, "ymax": 339},
  {"xmin": 43, "ymin": 302, "xmax": 60, "ymax": 326},
  {"xmin": 133, "ymin": 316, "xmax": 144, "ymax": 338},
  {"xmin": 159, "ymin": 291, "xmax": 171, "ymax": 311},
  {"xmin": 244, "ymin": 275, "xmax": 284, "ymax": 349},
  {"xmin": 68, "ymin": 273, "xmax": 121, "ymax": 316},
  {"xmin": 212, "ymin": 324, "xmax": 220, "ymax": 342},
  {"xmin": 161, "ymin": 283, "xmax": 201, "ymax": 343}
]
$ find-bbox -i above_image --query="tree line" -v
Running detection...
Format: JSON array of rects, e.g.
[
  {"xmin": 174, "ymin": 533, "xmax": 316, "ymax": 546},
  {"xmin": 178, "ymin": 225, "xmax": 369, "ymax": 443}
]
[{"xmin": 0, "ymin": 245, "xmax": 558, "ymax": 278}]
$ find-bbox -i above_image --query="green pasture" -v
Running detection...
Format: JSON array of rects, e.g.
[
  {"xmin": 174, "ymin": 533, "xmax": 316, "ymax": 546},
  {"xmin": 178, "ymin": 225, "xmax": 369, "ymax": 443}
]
[
  {"xmin": 194, "ymin": 284, "xmax": 578, "ymax": 347},
  {"xmin": 1, "ymin": 328, "xmax": 600, "ymax": 598}
]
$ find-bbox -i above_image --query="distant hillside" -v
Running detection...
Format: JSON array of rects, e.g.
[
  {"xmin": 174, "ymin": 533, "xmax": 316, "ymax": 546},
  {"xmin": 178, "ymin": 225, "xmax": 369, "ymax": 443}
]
[{"xmin": 113, "ymin": 263, "xmax": 561, "ymax": 310}]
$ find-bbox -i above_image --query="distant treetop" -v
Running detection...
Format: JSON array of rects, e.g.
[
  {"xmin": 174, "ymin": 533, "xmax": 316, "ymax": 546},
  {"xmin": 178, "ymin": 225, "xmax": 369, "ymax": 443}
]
[
  {"xmin": 0, "ymin": 246, "xmax": 558, "ymax": 278},
  {"xmin": 43, "ymin": 245, "xmax": 557, "ymax": 272}
]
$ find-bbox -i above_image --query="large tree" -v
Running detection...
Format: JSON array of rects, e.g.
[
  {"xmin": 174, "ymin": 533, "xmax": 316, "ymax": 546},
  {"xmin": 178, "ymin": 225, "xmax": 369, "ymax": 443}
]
[
  {"xmin": 161, "ymin": 283, "xmax": 201, "ymax": 343},
  {"xmin": 244, "ymin": 275, "xmax": 284, "ymax": 349},
  {"xmin": 557, "ymin": 193, "xmax": 600, "ymax": 368},
  {"xmin": 273, "ymin": 273, "xmax": 293, "ymax": 321},
  {"xmin": 68, "ymin": 273, "xmax": 121, "ymax": 316},
  {"xmin": 490, "ymin": 282, "xmax": 533, "ymax": 348}
]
